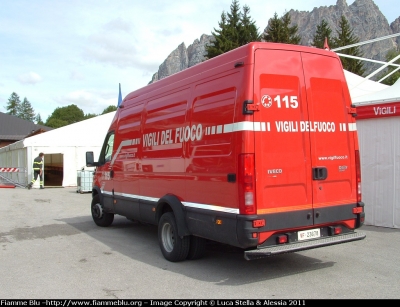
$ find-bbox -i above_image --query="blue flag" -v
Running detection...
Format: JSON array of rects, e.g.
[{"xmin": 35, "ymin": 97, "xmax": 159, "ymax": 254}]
[{"xmin": 118, "ymin": 83, "xmax": 122, "ymax": 107}]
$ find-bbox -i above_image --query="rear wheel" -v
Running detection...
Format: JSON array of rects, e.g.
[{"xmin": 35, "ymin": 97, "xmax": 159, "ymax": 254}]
[
  {"xmin": 91, "ymin": 195, "xmax": 114, "ymax": 227},
  {"xmin": 158, "ymin": 212, "xmax": 189, "ymax": 262},
  {"xmin": 186, "ymin": 236, "xmax": 207, "ymax": 260}
]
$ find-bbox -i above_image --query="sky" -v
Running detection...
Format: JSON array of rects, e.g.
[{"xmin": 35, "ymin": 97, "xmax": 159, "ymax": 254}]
[{"xmin": 0, "ymin": 0, "xmax": 398, "ymax": 121}]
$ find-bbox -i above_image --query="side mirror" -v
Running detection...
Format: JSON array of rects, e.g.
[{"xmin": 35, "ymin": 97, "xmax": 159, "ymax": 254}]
[{"xmin": 86, "ymin": 151, "xmax": 99, "ymax": 167}]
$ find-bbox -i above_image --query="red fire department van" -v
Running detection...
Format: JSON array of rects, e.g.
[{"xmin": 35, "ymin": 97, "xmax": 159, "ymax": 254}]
[{"xmin": 86, "ymin": 42, "xmax": 366, "ymax": 262}]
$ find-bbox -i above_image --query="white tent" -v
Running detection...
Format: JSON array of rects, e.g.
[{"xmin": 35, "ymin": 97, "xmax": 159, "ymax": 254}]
[
  {"xmin": 352, "ymin": 79, "xmax": 400, "ymax": 228},
  {"xmin": 0, "ymin": 111, "xmax": 115, "ymax": 188},
  {"xmin": 344, "ymin": 70, "xmax": 389, "ymax": 100},
  {"xmin": 334, "ymin": 33, "xmax": 400, "ymax": 228},
  {"xmin": 353, "ymin": 77, "xmax": 400, "ymax": 104}
]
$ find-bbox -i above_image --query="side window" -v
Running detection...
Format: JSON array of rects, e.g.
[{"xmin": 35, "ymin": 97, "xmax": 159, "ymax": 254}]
[{"xmin": 100, "ymin": 132, "xmax": 115, "ymax": 164}]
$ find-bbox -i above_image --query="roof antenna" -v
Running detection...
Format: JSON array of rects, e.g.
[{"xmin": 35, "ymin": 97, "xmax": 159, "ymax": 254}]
[
  {"xmin": 117, "ymin": 83, "xmax": 122, "ymax": 107},
  {"xmin": 324, "ymin": 37, "xmax": 330, "ymax": 50}
]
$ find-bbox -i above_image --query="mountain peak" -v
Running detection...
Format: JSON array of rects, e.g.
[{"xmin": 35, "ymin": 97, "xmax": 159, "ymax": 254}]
[{"xmin": 150, "ymin": 0, "xmax": 399, "ymax": 83}]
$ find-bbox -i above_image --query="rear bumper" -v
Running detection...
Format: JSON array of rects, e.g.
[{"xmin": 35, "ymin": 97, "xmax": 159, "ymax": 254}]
[{"xmin": 244, "ymin": 231, "xmax": 366, "ymax": 260}]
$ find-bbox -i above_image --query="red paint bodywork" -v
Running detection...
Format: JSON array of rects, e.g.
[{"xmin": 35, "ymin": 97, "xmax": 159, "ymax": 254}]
[{"xmin": 91, "ymin": 42, "xmax": 364, "ymax": 253}]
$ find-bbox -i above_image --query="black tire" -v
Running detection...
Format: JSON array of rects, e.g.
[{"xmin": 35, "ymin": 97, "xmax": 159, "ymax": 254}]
[
  {"xmin": 91, "ymin": 195, "xmax": 114, "ymax": 227},
  {"xmin": 158, "ymin": 212, "xmax": 189, "ymax": 262},
  {"xmin": 186, "ymin": 236, "xmax": 207, "ymax": 260}
]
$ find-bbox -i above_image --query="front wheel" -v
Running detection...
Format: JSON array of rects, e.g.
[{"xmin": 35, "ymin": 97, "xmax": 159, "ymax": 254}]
[
  {"xmin": 91, "ymin": 195, "xmax": 114, "ymax": 227},
  {"xmin": 158, "ymin": 212, "xmax": 189, "ymax": 262}
]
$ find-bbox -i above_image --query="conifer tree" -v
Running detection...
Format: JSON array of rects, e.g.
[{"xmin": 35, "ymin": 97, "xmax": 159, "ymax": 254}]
[
  {"xmin": 205, "ymin": 0, "xmax": 260, "ymax": 59},
  {"xmin": 312, "ymin": 19, "xmax": 332, "ymax": 49},
  {"xmin": 226, "ymin": 0, "xmax": 242, "ymax": 49},
  {"xmin": 239, "ymin": 5, "xmax": 261, "ymax": 45},
  {"xmin": 19, "ymin": 97, "xmax": 36, "ymax": 122},
  {"xmin": 263, "ymin": 13, "xmax": 281, "ymax": 42},
  {"xmin": 263, "ymin": 12, "xmax": 300, "ymax": 44},
  {"xmin": 205, "ymin": 12, "xmax": 232, "ymax": 58},
  {"xmin": 280, "ymin": 12, "xmax": 301, "ymax": 44},
  {"xmin": 35, "ymin": 113, "xmax": 45, "ymax": 125},
  {"xmin": 333, "ymin": 15, "xmax": 365, "ymax": 76},
  {"xmin": 5, "ymin": 92, "xmax": 21, "ymax": 116}
]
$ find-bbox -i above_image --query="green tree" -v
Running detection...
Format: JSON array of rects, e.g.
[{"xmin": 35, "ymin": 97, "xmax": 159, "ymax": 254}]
[
  {"xmin": 263, "ymin": 13, "xmax": 281, "ymax": 42},
  {"xmin": 263, "ymin": 12, "xmax": 301, "ymax": 44},
  {"xmin": 101, "ymin": 105, "xmax": 117, "ymax": 114},
  {"xmin": 5, "ymin": 92, "xmax": 21, "ymax": 116},
  {"xmin": 281, "ymin": 12, "xmax": 301, "ymax": 44},
  {"xmin": 312, "ymin": 19, "xmax": 333, "ymax": 49},
  {"xmin": 84, "ymin": 113, "xmax": 97, "ymax": 120},
  {"xmin": 45, "ymin": 118, "xmax": 69, "ymax": 129},
  {"xmin": 332, "ymin": 15, "xmax": 365, "ymax": 76},
  {"xmin": 205, "ymin": 0, "xmax": 260, "ymax": 59},
  {"xmin": 45, "ymin": 104, "xmax": 85, "ymax": 128},
  {"xmin": 205, "ymin": 12, "xmax": 231, "ymax": 58},
  {"xmin": 225, "ymin": 0, "xmax": 242, "ymax": 48},
  {"xmin": 19, "ymin": 97, "xmax": 36, "ymax": 122},
  {"xmin": 379, "ymin": 48, "xmax": 400, "ymax": 85},
  {"xmin": 35, "ymin": 113, "xmax": 45, "ymax": 125},
  {"xmin": 239, "ymin": 5, "xmax": 261, "ymax": 46}
]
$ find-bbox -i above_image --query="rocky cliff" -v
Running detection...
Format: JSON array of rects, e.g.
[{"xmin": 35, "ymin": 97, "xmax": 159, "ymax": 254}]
[
  {"xmin": 285, "ymin": 0, "xmax": 398, "ymax": 71},
  {"xmin": 149, "ymin": 34, "xmax": 213, "ymax": 83},
  {"xmin": 150, "ymin": 0, "xmax": 400, "ymax": 83}
]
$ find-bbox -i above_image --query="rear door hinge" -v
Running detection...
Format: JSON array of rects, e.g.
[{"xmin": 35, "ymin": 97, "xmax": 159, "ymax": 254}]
[
  {"xmin": 243, "ymin": 100, "xmax": 259, "ymax": 115},
  {"xmin": 348, "ymin": 106, "xmax": 357, "ymax": 117}
]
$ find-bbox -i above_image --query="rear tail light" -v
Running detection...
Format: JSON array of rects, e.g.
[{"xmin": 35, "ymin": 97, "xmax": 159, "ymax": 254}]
[
  {"xmin": 238, "ymin": 154, "xmax": 256, "ymax": 215},
  {"xmin": 253, "ymin": 219, "xmax": 265, "ymax": 228},
  {"xmin": 277, "ymin": 235, "xmax": 288, "ymax": 244},
  {"xmin": 334, "ymin": 227, "xmax": 342, "ymax": 235},
  {"xmin": 329, "ymin": 226, "xmax": 342, "ymax": 236},
  {"xmin": 355, "ymin": 150, "xmax": 362, "ymax": 202}
]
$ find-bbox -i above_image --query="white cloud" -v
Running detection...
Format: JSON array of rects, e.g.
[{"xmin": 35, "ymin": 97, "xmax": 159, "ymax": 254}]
[
  {"xmin": 17, "ymin": 72, "xmax": 42, "ymax": 85},
  {"xmin": 70, "ymin": 70, "xmax": 85, "ymax": 81},
  {"xmin": 54, "ymin": 89, "xmax": 117, "ymax": 115},
  {"xmin": 82, "ymin": 17, "xmax": 159, "ymax": 71},
  {"xmin": 83, "ymin": 33, "xmax": 138, "ymax": 68},
  {"xmin": 159, "ymin": 27, "xmax": 183, "ymax": 37},
  {"xmin": 102, "ymin": 18, "xmax": 132, "ymax": 33}
]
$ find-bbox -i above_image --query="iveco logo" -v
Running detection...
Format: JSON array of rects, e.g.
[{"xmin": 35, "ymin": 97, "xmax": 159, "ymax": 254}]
[{"xmin": 268, "ymin": 169, "xmax": 283, "ymax": 174}]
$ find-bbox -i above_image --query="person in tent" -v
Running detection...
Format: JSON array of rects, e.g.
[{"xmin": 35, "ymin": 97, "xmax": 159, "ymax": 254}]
[{"xmin": 27, "ymin": 152, "xmax": 45, "ymax": 190}]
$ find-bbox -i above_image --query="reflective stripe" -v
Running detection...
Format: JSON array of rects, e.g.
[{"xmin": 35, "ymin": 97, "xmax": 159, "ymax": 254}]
[
  {"xmin": 103, "ymin": 190, "xmax": 239, "ymax": 214},
  {"xmin": 33, "ymin": 157, "xmax": 43, "ymax": 170},
  {"xmin": 206, "ymin": 121, "xmax": 268, "ymax": 135},
  {"xmin": 348, "ymin": 123, "xmax": 357, "ymax": 131},
  {"xmin": 182, "ymin": 201, "xmax": 239, "ymax": 214}
]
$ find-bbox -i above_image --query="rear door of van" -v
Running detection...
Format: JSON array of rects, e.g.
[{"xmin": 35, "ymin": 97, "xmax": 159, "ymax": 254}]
[{"xmin": 253, "ymin": 47, "xmax": 357, "ymax": 230}]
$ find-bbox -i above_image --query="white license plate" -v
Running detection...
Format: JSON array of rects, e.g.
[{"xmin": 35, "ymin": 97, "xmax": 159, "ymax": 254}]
[{"xmin": 298, "ymin": 228, "xmax": 321, "ymax": 241}]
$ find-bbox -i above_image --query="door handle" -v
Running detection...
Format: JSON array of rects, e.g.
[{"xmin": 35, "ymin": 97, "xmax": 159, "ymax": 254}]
[{"xmin": 312, "ymin": 167, "xmax": 327, "ymax": 180}]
